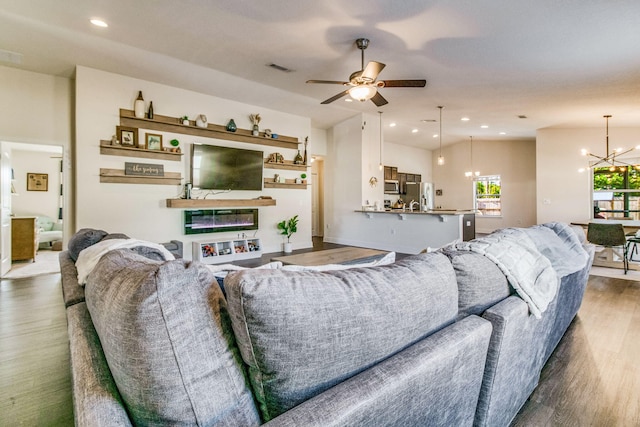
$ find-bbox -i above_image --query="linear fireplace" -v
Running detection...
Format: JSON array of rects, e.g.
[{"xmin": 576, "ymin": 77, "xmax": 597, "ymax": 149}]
[{"xmin": 184, "ymin": 209, "xmax": 258, "ymax": 235}]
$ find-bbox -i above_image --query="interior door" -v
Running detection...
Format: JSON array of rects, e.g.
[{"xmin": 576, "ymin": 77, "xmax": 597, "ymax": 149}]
[{"xmin": 0, "ymin": 142, "xmax": 12, "ymax": 276}]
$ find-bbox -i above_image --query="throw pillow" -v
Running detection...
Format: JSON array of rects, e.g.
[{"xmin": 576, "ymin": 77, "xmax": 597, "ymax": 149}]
[
  {"xmin": 68, "ymin": 228, "xmax": 108, "ymax": 262},
  {"xmin": 224, "ymin": 252, "xmax": 458, "ymax": 421},
  {"xmin": 85, "ymin": 249, "xmax": 260, "ymax": 426}
]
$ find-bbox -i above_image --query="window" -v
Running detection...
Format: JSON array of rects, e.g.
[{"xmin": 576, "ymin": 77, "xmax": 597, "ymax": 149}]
[
  {"xmin": 475, "ymin": 175, "xmax": 501, "ymax": 216},
  {"xmin": 592, "ymin": 167, "xmax": 640, "ymax": 220}
]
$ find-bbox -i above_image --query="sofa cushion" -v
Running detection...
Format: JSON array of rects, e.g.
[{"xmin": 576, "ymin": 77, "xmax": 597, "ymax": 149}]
[
  {"xmin": 85, "ymin": 249, "xmax": 260, "ymax": 426},
  {"xmin": 441, "ymin": 248, "xmax": 512, "ymax": 318},
  {"xmin": 224, "ymin": 252, "xmax": 458, "ymax": 421},
  {"xmin": 68, "ymin": 228, "xmax": 108, "ymax": 262}
]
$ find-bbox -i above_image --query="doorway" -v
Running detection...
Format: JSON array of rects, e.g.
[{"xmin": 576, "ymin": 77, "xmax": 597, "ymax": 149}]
[{"xmin": 1, "ymin": 142, "xmax": 65, "ymax": 279}]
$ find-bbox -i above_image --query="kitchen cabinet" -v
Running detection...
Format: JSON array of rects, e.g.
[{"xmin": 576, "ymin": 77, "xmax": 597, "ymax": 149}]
[
  {"xmin": 398, "ymin": 173, "xmax": 407, "ymax": 194},
  {"xmin": 384, "ymin": 166, "xmax": 398, "ymax": 180}
]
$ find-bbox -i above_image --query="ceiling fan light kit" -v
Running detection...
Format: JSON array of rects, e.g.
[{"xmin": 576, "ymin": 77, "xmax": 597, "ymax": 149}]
[{"xmin": 307, "ymin": 38, "xmax": 426, "ymax": 107}]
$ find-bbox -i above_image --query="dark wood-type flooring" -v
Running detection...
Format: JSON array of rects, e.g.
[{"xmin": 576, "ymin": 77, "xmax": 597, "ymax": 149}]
[{"xmin": 1, "ymin": 243, "xmax": 638, "ymax": 426}]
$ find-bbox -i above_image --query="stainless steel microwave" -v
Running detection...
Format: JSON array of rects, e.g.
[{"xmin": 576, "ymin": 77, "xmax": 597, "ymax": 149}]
[{"xmin": 384, "ymin": 180, "xmax": 399, "ymax": 194}]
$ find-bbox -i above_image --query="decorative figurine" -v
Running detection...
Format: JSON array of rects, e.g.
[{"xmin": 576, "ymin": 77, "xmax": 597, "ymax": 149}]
[{"xmin": 226, "ymin": 118, "xmax": 237, "ymax": 132}]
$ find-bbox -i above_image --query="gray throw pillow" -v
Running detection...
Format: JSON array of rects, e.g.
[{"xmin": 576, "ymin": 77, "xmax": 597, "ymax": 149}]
[
  {"xmin": 441, "ymin": 248, "xmax": 512, "ymax": 318},
  {"xmin": 68, "ymin": 228, "xmax": 108, "ymax": 262},
  {"xmin": 85, "ymin": 249, "xmax": 260, "ymax": 426},
  {"xmin": 224, "ymin": 252, "xmax": 458, "ymax": 421}
]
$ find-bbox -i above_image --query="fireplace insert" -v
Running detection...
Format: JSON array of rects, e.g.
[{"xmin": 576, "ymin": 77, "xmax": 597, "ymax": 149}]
[{"xmin": 184, "ymin": 209, "xmax": 258, "ymax": 235}]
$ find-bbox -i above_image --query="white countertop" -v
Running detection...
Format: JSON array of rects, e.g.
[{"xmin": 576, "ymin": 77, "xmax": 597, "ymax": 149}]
[{"xmin": 356, "ymin": 209, "xmax": 476, "ymax": 216}]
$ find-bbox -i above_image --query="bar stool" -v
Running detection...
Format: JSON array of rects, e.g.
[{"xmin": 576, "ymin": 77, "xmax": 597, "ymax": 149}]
[
  {"xmin": 626, "ymin": 232, "xmax": 640, "ymax": 262},
  {"xmin": 587, "ymin": 223, "xmax": 628, "ymax": 274}
]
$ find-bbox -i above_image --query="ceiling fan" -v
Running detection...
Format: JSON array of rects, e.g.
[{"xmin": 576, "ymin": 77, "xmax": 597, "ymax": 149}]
[{"xmin": 306, "ymin": 38, "xmax": 426, "ymax": 107}]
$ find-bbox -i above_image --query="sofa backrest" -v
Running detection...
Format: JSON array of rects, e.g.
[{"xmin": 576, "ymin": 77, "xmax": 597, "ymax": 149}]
[
  {"xmin": 84, "ymin": 249, "xmax": 260, "ymax": 426},
  {"xmin": 224, "ymin": 252, "xmax": 459, "ymax": 422}
]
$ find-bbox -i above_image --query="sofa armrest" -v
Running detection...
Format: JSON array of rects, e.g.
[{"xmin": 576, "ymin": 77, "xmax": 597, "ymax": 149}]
[
  {"xmin": 67, "ymin": 302, "xmax": 132, "ymax": 426},
  {"xmin": 265, "ymin": 315, "xmax": 492, "ymax": 427},
  {"xmin": 60, "ymin": 251, "xmax": 85, "ymax": 307}
]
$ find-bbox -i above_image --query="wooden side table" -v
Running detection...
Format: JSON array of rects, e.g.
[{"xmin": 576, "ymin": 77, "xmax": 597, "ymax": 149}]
[{"xmin": 12, "ymin": 217, "xmax": 38, "ymax": 262}]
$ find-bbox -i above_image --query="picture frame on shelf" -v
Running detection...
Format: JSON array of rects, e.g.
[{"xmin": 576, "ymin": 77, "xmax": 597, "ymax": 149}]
[
  {"xmin": 145, "ymin": 133, "xmax": 163, "ymax": 151},
  {"xmin": 117, "ymin": 126, "xmax": 137, "ymax": 147},
  {"xmin": 27, "ymin": 173, "xmax": 48, "ymax": 191}
]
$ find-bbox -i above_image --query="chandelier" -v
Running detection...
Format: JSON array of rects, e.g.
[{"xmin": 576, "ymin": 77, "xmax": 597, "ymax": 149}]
[
  {"xmin": 580, "ymin": 115, "xmax": 640, "ymax": 172},
  {"xmin": 437, "ymin": 106, "xmax": 445, "ymax": 165}
]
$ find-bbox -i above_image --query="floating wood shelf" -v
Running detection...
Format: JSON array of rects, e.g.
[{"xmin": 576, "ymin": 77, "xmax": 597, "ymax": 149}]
[
  {"xmin": 119, "ymin": 109, "xmax": 300, "ymax": 150},
  {"xmin": 100, "ymin": 168, "xmax": 182, "ymax": 185},
  {"xmin": 100, "ymin": 140, "xmax": 183, "ymax": 161},
  {"xmin": 263, "ymin": 178, "xmax": 308, "ymax": 189},
  {"xmin": 263, "ymin": 159, "xmax": 309, "ymax": 171},
  {"xmin": 166, "ymin": 198, "xmax": 277, "ymax": 208}
]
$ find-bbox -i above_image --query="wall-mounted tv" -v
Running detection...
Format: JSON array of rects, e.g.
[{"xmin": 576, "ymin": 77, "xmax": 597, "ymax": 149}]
[{"xmin": 191, "ymin": 144, "xmax": 263, "ymax": 191}]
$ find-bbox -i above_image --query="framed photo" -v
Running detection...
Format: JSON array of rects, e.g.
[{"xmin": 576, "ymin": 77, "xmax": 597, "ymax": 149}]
[
  {"xmin": 117, "ymin": 126, "xmax": 137, "ymax": 147},
  {"xmin": 145, "ymin": 133, "xmax": 163, "ymax": 151},
  {"xmin": 27, "ymin": 173, "xmax": 48, "ymax": 191}
]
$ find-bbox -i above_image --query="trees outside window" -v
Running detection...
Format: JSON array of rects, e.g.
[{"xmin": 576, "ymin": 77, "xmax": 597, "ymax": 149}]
[{"xmin": 475, "ymin": 175, "xmax": 501, "ymax": 216}]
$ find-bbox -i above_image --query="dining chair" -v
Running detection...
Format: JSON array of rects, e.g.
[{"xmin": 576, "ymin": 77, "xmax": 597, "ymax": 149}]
[{"xmin": 587, "ymin": 223, "xmax": 628, "ymax": 274}]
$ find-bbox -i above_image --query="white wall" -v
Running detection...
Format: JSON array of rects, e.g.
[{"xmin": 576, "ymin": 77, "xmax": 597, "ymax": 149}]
[
  {"xmin": 383, "ymin": 141, "xmax": 433, "ymax": 183},
  {"xmin": 432, "ymin": 138, "xmax": 537, "ymax": 234},
  {"xmin": 0, "ymin": 65, "xmax": 74, "ymax": 243},
  {"xmin": 75, "ymin": 66, "xmax": 312, "ymax": 259},
  {"xmin": 11, "ymin": 150, "xmax": 61, "ymax": 219},
  {"xmin": 536, "ymin": 126, "xmax": 640, "ymax": 224}
]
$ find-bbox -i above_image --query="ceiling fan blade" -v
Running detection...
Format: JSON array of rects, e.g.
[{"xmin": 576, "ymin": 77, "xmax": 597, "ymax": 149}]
[
  {"xmin": 306, "ymin": 79, "xmax": 349, "ymax": 85},
  {"xmin": 360, "ymin": 61, "xmax": 386, "ymax": 82},
  {"xmin": 380, "ymin": 79, "xmax": 427, "ymax": 88},
  {"xmin": 321, "ymin": 90, "xmax": 350, "ymax": 104},
  {"xmin": 370, "ymin": 92, "xmax": 388, "ymax": 107}
]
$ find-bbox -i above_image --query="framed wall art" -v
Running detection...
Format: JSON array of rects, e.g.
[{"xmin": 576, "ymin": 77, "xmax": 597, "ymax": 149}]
[
  {"xmin": 117, "ymin": 126, "xmax": 138, "ymax": 147},
  {"xmin": 145, "ymin": 133, "xmax": 163, "ymax": 151},
  {"xmin": 27, "ymin": 173, "xmax": 48, "ymax": 191}
]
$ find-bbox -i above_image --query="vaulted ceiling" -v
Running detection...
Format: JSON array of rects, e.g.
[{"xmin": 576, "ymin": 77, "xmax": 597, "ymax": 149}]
[{"xmin": 1, "ymin": 0, "xmax": 639, "ymax": 149}]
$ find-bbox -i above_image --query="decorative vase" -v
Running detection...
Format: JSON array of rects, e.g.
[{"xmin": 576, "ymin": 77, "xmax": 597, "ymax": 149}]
[
  {"xmin": 147, "ymin": 101, "xmax": 154, "ymax": 119},
  {"xmin": 196, "ymin": 114, "xmax": 208, "ymax": 128},
  {"xmin": 134, "ymin": 91, "xmax": 145, "ymax": 118},
  {"xmin": 252, "ymin": 124, "xmax": 259, "ymax": 136},
  {"xmin": 283, "ymin": 242, "xmax": 292, "ymax": 253},
  {"xmin": 182, "ymin": 118, "xmax": 189, "ymax": 125},
  {"xmin": 226, "ymin": 119, "xmax": 237, "ymax": 132},
  {"xmin": 294, "ymin": 150, "xmax": 304, "ymax": 164}
]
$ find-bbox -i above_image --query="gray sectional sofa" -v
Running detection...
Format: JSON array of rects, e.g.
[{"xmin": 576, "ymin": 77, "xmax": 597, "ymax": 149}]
[{"xmin": 60, "ymin": 223, "xmax": 594, "ymax": 426}]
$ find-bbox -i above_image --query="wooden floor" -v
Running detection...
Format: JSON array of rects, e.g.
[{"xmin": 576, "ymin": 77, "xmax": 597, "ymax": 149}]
[{"xmin": 1, "ymin": 258, "xmax": 638, "ymax": 425}]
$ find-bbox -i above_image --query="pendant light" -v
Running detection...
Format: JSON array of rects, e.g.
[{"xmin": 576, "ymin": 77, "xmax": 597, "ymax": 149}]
[
  {"xmin": 465, "ymin": 136, "xmax": 480, "ymax": 178},
  {"xmin": 580, "ymin": 114, "xmax": 640, "ymax": 172},
  {"xmin": 378, "ymin": 111, "xmax": 383, "ymax": 171},
  {"xmin": 437, "ymin": 106, "xmax": 445, "ymax": 166}
]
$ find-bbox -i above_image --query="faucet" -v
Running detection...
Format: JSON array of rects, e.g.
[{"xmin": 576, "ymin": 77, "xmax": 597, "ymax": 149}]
[{"xmin": 409, "ymin": 200, "xmax": 420, "ymax": 212}]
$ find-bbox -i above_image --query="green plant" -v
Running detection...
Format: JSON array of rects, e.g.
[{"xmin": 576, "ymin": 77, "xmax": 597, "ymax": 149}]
[
  {"xmin": 181, "ymin": 115, "xmax": 189, "ymax": 120},
  {"xmin": 277, "ymin": 215, "xmax": 298, "ymax": 242},
  {"xmin": 301, "ymin": 173, "xmax": 307, "ymax": 179},
  {"xmin": 170, "ymin": 139, "xmax": 180, "ymax": 147}
]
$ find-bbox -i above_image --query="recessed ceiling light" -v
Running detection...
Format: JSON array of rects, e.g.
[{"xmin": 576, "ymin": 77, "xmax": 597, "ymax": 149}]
[
  {"xmin": 389, "ymin": 122, "xmax": 396, "ymax": 127},
  {"xmin": 433, "ymin": 134, "xmax": 439, "ymax": 138},
  {"xmin": 90, "ymin": 18, "xmax": 108, "ymax": 27},
  {"xmin": 461, "ymin": 117, "xmax": 470, "ymax": 121},
  {"xmin": 412, "ymin": 129, "xmax": 418, "ymax": 133},
  {"xmin": 480, "ymin": 125, "xmax": 489, "ymax": 129},
  {"xmin": 344, "ymin": 98, "xmax": 352, "ymax": 102},
  {"xmin": 499, "ymin": 132, "xmax": 506, "ymax": 135},
  {"xmin": 421, "ymin": 119, "xmax": 436, "ymax": 123}
]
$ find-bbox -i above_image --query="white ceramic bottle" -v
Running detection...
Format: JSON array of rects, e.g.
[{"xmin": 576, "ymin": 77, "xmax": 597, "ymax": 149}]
[{"xmin": 134, "ymin": 91, "xmax": 145, "ymax": 118}]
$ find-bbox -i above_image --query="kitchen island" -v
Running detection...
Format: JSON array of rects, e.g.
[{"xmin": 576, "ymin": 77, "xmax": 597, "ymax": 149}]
[{"xmin": 339, "ymin": 209, "xmax": 476, "ymax": 254}]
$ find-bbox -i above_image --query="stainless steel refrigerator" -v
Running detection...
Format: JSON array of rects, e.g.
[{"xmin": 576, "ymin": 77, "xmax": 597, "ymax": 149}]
[{"xmin": 405, "ymin": 182, "xmax": 434, "ymax": 211}]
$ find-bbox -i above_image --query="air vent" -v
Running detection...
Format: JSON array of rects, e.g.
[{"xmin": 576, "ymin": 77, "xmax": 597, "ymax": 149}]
[
  {"xmin": 421, "ymin": 119, "xmax": 437, "ymax": 123},
  {"xmin": 268, "ymin": 63, "xmax": 293, "ymax": 73},
  {"xmin": 518, "ymin": 115, "xmax": 527, "ymax": 119}
]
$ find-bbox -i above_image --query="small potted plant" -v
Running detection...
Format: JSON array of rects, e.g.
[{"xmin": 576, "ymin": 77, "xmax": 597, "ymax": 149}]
[
  {"xmin": 277, "ymin": 215, "xmax": 298, "ymax": 253},
  {"xmin": 181, "ymin": 116, "xmax": 189, "ymax": 125}
]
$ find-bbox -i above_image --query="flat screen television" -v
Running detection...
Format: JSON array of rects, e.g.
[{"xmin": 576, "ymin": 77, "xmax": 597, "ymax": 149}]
[{"xmin": 191, "ymin": 144, "xmax": 263, "ymax": 190}]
